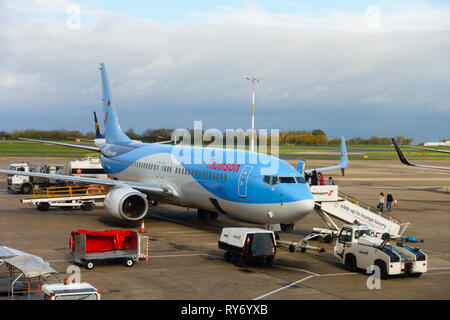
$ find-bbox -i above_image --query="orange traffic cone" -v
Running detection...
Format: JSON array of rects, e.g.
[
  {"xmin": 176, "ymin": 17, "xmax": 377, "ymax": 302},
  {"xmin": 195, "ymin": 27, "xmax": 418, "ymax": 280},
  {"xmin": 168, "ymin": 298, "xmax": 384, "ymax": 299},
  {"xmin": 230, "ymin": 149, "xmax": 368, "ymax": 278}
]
[
  {"xmin": 394, "ymin": 198, "xmax": 398, "ymax": 206},
  {"xmin": 140, "ymin": 220, "xmax": 146, "ymax": 233}
]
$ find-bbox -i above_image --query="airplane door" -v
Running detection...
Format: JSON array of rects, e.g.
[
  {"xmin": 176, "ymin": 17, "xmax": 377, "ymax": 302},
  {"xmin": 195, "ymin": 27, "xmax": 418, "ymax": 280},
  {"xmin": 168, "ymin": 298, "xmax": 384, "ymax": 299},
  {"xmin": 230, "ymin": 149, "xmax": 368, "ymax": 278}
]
[
  {"xmin": 238, "ymin": 166, "xmax": 253, "ymax": 198},
  {"xmin": 156, "ymin": 161, "xmax": 164, "ymax": 179}
]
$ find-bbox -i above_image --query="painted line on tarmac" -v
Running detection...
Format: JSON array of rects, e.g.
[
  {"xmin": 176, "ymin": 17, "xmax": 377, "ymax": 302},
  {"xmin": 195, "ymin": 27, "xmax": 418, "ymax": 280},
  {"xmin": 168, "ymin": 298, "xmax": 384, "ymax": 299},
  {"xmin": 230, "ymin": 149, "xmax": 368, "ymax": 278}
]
[
  {"xmin": 253, "ymin": 275, "xmax": 315, "ymax": 300},
  {"xmin": 317, "ymin": 272, "xmax": 358, "ymax": 277},
  {"xmin": 151, "ymin": 253, "xmax": 209, "ymax": 258},
  {"xmin": 273, "ymin": 265, "xmax": 320, "ymax": 276},
  {"xmin": 166, "ymin": 231, "xmax": 209, "ymax": 234},
  {"xmin": 48, "ymin": 253, "xmax": 209, "ymax": 262},
  {"xmin": 429, "ymin": 267, "xmax": 450, "ymax": 270}
]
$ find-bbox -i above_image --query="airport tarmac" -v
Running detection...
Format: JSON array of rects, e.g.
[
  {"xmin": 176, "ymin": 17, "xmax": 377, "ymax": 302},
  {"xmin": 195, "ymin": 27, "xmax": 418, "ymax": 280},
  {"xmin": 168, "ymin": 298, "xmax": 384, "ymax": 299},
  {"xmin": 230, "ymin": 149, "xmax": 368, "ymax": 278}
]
[{"xmin": 0, "ymin": 157, "xmax": 449, "ymax": 300}]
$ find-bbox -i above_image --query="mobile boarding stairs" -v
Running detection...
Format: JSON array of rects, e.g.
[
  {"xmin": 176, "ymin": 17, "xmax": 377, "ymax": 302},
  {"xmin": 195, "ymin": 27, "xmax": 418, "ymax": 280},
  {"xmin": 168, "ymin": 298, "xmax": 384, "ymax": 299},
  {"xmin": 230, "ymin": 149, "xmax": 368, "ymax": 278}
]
[{"xmin": 277, "ymin": 185, "xmax": 410, "ymax": 253}]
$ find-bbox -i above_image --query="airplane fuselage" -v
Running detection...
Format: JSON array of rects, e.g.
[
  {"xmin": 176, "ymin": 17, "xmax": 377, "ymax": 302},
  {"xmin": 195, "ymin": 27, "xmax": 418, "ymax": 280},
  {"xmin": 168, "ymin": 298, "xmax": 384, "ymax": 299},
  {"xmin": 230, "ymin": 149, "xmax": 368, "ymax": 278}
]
[{"xmin": 99, "ymin": 142, "xmax": 315, "ymax": 224}]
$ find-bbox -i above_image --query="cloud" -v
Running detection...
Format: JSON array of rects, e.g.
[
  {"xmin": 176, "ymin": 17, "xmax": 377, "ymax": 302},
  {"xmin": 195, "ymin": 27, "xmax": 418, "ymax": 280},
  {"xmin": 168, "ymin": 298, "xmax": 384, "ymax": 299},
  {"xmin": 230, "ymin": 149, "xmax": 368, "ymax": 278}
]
[
  {"xmin": 0, "ymin": 2, "xmax": 449, "ymax": 143},
  {"xmin": 189, "ymin": 2, "xmax": 450, "ymax": 33}
]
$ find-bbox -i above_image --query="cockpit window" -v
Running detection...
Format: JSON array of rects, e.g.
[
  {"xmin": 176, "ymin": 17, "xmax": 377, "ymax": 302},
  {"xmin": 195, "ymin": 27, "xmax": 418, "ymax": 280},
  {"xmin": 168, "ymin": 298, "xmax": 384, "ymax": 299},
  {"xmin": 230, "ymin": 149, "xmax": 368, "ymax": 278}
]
[
  {"xmin": 295, "ymin": 176, "xmax": 306, "ymax": 183},
  {"xmin": 279, "ymin": 177, "xmax": 296, "ymax": 184},
  {"xmin": 263, "ymin": 175, "xmax": 306, "ymax": 185}
]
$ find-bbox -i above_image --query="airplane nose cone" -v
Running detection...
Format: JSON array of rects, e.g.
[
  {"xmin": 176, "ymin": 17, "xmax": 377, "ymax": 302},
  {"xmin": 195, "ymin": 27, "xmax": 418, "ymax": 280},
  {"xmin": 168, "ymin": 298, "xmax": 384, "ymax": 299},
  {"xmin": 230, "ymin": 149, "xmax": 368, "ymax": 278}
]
[{"xmin": 280, "ymin": 186, "xmax": 315, "ymax": 223}]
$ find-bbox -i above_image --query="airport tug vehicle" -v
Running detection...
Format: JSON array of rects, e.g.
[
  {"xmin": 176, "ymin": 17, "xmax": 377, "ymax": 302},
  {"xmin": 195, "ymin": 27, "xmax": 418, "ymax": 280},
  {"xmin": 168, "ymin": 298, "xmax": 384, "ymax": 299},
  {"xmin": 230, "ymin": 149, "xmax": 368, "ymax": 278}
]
[
  {"xmin": 219, "ymin": 228, "xmax": 277, "ymax": 266},
  {"xmin": 41, "ymin": 282, "xmax": 101, "ymax": 300},
  {"xmin": 334, "ymin": 224, "xmax": 427, "ymax": 279}
]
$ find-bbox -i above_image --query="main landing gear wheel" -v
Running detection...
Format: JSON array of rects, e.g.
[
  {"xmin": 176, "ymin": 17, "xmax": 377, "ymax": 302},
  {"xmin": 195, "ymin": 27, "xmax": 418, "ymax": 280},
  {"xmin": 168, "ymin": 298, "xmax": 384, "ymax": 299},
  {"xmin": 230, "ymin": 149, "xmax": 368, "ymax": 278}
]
[
  {"xmin": 197, "ymin": 210, "xmax": 207, "ymax": 220},
  {"xmin": 208, "ymin": 212, "xmax": 218, "ymax": 219}
]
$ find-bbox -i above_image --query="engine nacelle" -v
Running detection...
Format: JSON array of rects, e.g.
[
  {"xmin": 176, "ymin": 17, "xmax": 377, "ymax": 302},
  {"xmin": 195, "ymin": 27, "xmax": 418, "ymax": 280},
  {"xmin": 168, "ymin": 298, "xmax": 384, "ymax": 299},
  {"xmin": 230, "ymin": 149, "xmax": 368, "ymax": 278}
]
[{"xmin": 104, "ymin": 186, "xmax": 149, "ymax": 221}]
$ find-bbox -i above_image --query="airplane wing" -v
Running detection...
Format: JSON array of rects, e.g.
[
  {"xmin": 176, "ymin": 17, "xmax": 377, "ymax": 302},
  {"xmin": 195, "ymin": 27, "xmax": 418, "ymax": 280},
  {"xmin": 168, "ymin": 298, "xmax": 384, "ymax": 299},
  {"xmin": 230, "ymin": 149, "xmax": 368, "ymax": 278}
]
[
  {"xmin": 0, "ymin": 169, "xmax": 173, "ymax": 195},
  {"xmin": 395, "ymin": 144, "xmax": 450, "ymax": 155},
  {"xmin": 18, "ymin": 137, "xmax": 99, "ymax": 152},
  {"xmin": 305, "ymin": 136, "xmax": 349, "ymax": 176},
  {"xmin": 391, "ymin": 138, "xmax": 450, "ymax": 170}
]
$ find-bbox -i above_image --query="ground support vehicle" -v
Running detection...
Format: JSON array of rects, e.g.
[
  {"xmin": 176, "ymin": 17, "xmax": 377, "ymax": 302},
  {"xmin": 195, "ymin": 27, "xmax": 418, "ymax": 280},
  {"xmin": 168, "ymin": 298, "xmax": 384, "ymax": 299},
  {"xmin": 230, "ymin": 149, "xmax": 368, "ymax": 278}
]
[
  {"xmin": 218, "ymin": 228, "xmax": 277, "ymax": 266},
  {"xmin": 279, "ymin": 185, "xmax": 410, "ymax": 254},
  {"xmin": 7, "ymin": 158, "xmax": 105, "ymax": 194},
  {"xmin": 42, "ymin": 282, "xmax": 101, "ymax": 300},
  {"xmin": 0, "ymin": 246, "xmax": 100, "ymax": 300},
  {"xmin": 21, "ymin": 185, "xmax": 107, "ymax": 211},
  {"xmin": 6, "ymin": 163, "xmax": 66, "ymax": 194},
  {"xmin": 333, "ymin": 224, "xmax": 427, "ymax": 279},
  {"xmin": 70, "ymin": 229, "xmax": 149, "ymax": 270}
]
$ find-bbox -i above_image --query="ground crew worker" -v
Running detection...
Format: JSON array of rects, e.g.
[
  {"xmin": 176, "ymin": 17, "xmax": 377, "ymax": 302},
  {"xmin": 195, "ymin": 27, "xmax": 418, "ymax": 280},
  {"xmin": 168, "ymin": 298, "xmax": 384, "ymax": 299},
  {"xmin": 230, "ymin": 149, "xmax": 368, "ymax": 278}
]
[{"xmin": 386, "ymin": 193, "xmax": 394, "ymax": 212}]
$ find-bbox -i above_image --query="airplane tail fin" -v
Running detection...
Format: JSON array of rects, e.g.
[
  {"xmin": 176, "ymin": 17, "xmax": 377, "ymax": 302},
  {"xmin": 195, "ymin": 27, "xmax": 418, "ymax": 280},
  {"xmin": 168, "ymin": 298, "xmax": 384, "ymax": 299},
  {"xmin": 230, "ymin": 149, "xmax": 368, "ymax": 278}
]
[
  {"xmin": 99, "ymin": 63, "xmax": 131, "ymax": 144},
  {"xmin": 94, "ymin": 111, "xmax": 105, "ymax": 139}
]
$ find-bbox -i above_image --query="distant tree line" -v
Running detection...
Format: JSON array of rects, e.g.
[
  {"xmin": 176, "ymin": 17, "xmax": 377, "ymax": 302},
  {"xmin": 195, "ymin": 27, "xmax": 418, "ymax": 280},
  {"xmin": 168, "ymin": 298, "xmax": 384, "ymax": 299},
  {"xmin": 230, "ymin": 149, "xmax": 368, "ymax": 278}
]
[{"xmin": 0, "ymin": 129, "xmax": 414, "ymax": 146}]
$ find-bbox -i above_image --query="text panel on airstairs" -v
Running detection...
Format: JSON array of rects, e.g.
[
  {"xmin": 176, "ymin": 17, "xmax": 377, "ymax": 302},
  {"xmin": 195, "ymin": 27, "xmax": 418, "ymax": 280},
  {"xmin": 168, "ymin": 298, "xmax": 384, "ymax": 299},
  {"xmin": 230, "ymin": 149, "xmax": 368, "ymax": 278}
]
[{"xmin": 310, "ymin": 185, "xmax": 409, "ymax": 238}]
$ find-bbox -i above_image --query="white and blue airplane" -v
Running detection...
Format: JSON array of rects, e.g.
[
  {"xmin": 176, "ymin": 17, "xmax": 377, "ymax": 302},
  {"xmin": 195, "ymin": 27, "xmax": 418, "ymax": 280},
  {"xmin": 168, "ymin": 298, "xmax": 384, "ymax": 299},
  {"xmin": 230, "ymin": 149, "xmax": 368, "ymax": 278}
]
[{"xmin": 0, "ymin": 63, "xmax": 348, "ymax": 229}]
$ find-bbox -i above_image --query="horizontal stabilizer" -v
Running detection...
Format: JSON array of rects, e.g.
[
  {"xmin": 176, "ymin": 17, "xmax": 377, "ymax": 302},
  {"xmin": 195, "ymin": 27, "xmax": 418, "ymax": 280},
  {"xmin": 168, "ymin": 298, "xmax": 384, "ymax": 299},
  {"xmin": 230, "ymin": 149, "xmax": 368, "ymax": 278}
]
[{"xmin": 18, "ymin": 137, "xmax": 99, "ymax": 152}]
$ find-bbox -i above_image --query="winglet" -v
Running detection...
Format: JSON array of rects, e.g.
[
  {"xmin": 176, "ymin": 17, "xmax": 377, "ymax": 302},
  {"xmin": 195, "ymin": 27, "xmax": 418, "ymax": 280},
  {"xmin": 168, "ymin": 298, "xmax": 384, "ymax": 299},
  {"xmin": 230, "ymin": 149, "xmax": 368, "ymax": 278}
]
[
  {"xmin": 391, "ymin": 138, "xmax": 413, "ymax": 166},
  {"xmin": 339, "ymin": 136, "xmax": 348, "ymax": 176}
]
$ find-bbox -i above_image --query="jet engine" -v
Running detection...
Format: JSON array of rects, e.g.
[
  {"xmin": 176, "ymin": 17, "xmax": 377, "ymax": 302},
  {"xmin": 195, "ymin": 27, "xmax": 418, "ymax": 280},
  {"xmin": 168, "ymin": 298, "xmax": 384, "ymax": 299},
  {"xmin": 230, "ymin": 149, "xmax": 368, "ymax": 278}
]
[{"xmin": 104, "ymin": 186, "xmax": 149, "ymax": 221}]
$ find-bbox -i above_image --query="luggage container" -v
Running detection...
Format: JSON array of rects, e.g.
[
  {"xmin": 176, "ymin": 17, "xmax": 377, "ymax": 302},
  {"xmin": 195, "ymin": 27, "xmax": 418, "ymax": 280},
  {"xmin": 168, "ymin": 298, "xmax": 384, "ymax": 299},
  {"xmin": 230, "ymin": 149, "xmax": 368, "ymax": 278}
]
[{"xmin": 70, "ymin": 229, "xmax": 149, "ymax": 270}]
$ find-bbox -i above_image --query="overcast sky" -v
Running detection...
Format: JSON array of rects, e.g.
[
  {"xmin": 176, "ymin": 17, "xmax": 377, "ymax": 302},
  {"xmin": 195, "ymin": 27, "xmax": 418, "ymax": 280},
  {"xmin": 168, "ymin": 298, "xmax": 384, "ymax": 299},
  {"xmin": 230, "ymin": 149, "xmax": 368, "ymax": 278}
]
[{"xmin": 1, "ymin": 0, "xmax": 449, "ymax": 143}]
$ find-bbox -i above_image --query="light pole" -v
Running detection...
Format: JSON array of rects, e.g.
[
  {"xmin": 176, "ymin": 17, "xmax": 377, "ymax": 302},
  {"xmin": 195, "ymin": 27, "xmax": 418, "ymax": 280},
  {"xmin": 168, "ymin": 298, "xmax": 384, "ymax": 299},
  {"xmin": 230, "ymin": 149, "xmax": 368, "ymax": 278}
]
[{"xmin": 246, "ymin": 77, "xmax": 261, "ymax": 152}]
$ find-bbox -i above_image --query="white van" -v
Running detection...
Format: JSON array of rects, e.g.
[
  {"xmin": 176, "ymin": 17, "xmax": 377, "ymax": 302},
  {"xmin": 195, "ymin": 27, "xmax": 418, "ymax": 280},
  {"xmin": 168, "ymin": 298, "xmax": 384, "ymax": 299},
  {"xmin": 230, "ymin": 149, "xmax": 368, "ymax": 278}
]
[{"xmin": 218, "ymin": 228, "xmax": 277, "ymax": 266}]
